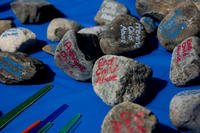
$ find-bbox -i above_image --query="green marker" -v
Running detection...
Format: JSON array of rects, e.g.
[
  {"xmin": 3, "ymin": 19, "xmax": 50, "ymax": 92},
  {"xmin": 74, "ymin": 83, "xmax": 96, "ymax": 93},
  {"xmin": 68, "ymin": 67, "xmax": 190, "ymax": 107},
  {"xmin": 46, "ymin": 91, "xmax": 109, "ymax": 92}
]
[
  {"xmin": 37, "ymin": 122, "xmax": 53, "ymax": 133},
  {"xmin": 59, "ymin": 113, "xmax": 81, "ymax": 133},
  {"xmin": 0, "ymin": 84, "xmax": 53, "ymax": 129}
]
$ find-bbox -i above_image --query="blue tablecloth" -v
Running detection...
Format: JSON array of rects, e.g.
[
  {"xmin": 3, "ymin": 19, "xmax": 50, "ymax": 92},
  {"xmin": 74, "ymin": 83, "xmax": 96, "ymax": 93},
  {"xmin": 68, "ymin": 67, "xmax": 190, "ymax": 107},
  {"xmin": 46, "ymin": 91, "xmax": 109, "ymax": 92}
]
[{"xmin": 0, "ymin": 0, "xmax": 199, "ymax": 133}]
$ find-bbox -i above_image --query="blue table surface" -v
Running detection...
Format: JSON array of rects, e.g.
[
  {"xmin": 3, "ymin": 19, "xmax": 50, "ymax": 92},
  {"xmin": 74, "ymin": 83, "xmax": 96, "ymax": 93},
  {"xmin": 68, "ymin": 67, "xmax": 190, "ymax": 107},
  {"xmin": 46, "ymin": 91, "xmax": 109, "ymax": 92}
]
[{"xmin": 0, "ymin": 0, "xmax": 199, "ymax": 133}]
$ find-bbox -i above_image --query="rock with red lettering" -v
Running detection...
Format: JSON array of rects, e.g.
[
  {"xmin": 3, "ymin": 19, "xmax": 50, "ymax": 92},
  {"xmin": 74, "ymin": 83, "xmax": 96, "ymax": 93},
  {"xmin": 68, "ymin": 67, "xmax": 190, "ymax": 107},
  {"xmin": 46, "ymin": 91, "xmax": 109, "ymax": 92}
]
[
  {"xmin": 78, "ymin": 26, "xmax": 107, "ymax": 38},
  {"xmin": 102, "ymin": 102, "xmax": 159, "ymax": 133},
  {"xmin": 170, "ymin": 37, "xmax": 200, "ymax": 86},
  {"xmin": 47, "ymin": 18, "xmax": 81, "ymax": 41},
  {"xmin": 0, "ymin": 27, "xmax": 36, "ymax": 52},
  {"xmin": 92, "ymin": 55, "xmax": 152, "ymax": 106},
  {"xmin": 157, "ymin": 0, "xmax": 200, "ymax": 51},
  {"xmin": 0, "ymin": 20, "xmax": 14, "ymax": 35},
  {"xmin": 170, "ymin": 89, "xmax": 200, "ymax": 133},
  {"xmin": 99, "ymin": 14, "xmax": 146, "ymax": 54},
  {"xmin": 136, "ymin": 0, "xmax": 185, "ymax": 21},
  {"xmin": 140, "ymin": 17, "xmax": 157, "ymax": 34},
  {"xmin": 54, "ymin": 30, "xmax": 102, "ymax": 81},
  {"xmin": 0, "ymin": 52, "xmax": 44, "ymax": 84},
  {"xmin": 94, "ymin": 0, "xmax": 128, "ymax": 25}
]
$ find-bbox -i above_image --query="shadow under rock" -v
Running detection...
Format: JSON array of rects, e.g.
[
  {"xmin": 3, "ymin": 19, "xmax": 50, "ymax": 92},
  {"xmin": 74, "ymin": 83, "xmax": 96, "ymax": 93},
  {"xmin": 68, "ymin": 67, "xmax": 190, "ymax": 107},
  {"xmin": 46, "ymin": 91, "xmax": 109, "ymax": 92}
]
[
  {"xmin": 0, "ymin": 17, "xmax": 15, "ymax": 21},
  {"xmin": 159, "ymin": 123, "xmax": 180, "ymax": 133},
  {"xmin": 0, "ymin": 111, "xmax": 2, "ymax": 118},
  {"xmin": 25, "ymin": 40, "xmax": 47, "ymax": 54},
  {"xmin": 0, "ymin": 2, "xmax": 11, "ymax": 12}
]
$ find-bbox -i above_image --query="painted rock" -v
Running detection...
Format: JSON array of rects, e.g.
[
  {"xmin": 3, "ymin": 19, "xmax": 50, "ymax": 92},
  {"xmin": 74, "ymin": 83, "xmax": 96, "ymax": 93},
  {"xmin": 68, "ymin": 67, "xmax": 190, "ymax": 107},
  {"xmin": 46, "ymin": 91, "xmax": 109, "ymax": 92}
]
[
  {"xmin": 136, "ymin": 0, "xmax": 185, "ymax": 21},
  {"xmin": 42, "ymin": 44, "xmax": 57, "ymax": 55},
  {"xmin": 140, "ymin": 17, "xmax": 157, "ymax": 34},
  {"xmin": 0, "ymin": 27, "xmax": 36, "ymax": 52},
  {"xmin": 94, "ymin": 0, "xmax": 128, "ymax": 25},
  {"xmin": 54, "ymin": 30, "xmax": 102, "ymax": 81},
  {"xmin": 0, "ymin": 52, "xmax": 44, "ymax": 84},
  {"xmin": 170, "ymin": 37, "xmax": 200, "ymax": 86},
  {"xmin": 0, "ymin": 20, "xmax": 14, "ymax": 35},
  {"xmin": 10, "ymin": 0, "xmax": 61, "ymax": 23},
  {"xmin": 170, "ymin": 89, "xmax": 200, "ymax": 133},
  {"xmin": 157, "ymin": 0, "xmax": 200, "ymax": 51},
  {"xmin": 102, "ymin": 102, "xmax": 159, "ymax": 133},
  {"xmin": 47, "ymin": 18, "xmax": 81, "ymax": 41},
  {"xmin": 99, "ymin": 14, "xmax": 146, "ymax": 54},
  {"xmin": 92, "ymin": 55, "xmax": 152, "ymax": 106},
  {"xmin": 78, "ymin": 26, "xmax": 107, "ymax": 38}
]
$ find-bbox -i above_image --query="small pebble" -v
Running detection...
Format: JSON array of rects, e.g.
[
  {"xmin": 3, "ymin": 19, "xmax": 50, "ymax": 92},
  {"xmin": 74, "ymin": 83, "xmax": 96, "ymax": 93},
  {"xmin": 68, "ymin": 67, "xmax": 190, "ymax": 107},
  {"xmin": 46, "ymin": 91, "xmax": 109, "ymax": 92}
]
[
  {"xmin": 0, "ymin": 20, "xmax": 14, "ymax": 35},
  {"xmin": 140, "ymin": 17, "xmax": 157, "ymax": 34},
  {"xmin": 42, "ymin": 44, "xmax": 57, "ymax": 55}
]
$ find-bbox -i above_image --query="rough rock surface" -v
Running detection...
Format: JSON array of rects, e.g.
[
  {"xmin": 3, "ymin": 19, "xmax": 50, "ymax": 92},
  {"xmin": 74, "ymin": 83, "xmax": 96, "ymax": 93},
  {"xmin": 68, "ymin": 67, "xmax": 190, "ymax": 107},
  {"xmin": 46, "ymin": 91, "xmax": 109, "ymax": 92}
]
[{"xmin": 0, "ymin": 20, "xmax": 14, "ymax": 35}]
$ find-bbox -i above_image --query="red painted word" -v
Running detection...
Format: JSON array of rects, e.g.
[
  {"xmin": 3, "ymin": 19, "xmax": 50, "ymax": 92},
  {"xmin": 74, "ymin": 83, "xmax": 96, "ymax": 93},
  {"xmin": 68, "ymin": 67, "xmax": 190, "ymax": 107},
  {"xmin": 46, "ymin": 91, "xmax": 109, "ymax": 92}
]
[
  {"xmin": 95, "ymin": 57, "xmax": 119, "ymax": 84},
  {"xmin": 56, "ymin": 41, "xmax": 86, "ymax": 72},
  {"xmin": 110, "ymin": 111, "xmax": 146, "ymax": 133},
  {"xmin": 176, "ymin": 38, "xmax": 193, "ymax": 63}
]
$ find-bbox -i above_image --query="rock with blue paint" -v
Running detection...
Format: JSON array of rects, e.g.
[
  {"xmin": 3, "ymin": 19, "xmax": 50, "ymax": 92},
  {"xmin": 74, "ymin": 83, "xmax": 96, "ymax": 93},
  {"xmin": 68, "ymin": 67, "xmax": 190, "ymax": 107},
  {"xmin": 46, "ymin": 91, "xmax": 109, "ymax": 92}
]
[
  {"xmin": 47, "ymin": 18, "xmax": 81, "ymax": 41},
  {"xmin": 0, "ymin": 20, "xmax": 14, "ymax": 35},
  {"xmin": 0, "ymin": 27, "xmax": 36, "ymax": 52},
  {"xmin": 140, "ymin": 17, "xmax": 157, "ymax": 34},
  {"xmin": 157, "ymin": 0, "xmax": 200, "ymax": 51},
  {"xmin": 42, "ymin": 44, "xmax": 57, "ymax": 55},
  {"xmin": 170, "ymin": 36, "xmax": 200, "ymax": 86},
  {"xmin": 99, "ymin": 14, "xmax": 147, "ymax": 54},
  {"xmin": 0, "ymin": 52, "xmax": 44, "ymax": 84},
  {"xmin": 101, "ymin": 102, "xmax": 159, "ymax": 133},
  {"xmin": 95, "ymin": 0, "xmax": 128, "ymax": 25},
  {"xmin": 170, "ymin": 89, "xmax": 200, "ymax": 133}
]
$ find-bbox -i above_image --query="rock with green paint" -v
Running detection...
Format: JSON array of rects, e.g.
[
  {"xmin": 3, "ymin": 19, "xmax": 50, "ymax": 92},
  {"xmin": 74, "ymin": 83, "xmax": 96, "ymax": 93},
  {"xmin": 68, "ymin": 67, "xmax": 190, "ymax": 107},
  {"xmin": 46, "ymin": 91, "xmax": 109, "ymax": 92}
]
[
  {"xmin": 92, "ymin": 55, "xmax": 152, "ymax": 106},
  {"xmin": 102, "ymin": 102, "xmax": 159, "ymax": 133}
]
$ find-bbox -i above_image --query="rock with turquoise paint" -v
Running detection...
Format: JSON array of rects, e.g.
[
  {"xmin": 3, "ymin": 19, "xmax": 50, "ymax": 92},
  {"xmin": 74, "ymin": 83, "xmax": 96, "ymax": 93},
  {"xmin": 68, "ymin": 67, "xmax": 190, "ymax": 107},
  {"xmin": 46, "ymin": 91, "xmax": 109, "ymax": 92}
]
[
  {"xmin": 99, "ymin": 14, "xmax": 146, "ymax": 54},
  {"xmin": 157, "ymin": 0, "xmax": 200, "ymax": 51},
  {"xmin": 47, "ymin": 18, "xmax": 81, "ymax": 41},
  {"xmin": 92, "ymin": 55, "xmax": 152, "ymax": 106},
  {"xmin": 54, "ymin": 30, "xmax": 102, "ymax": 81},
  {"xmin": 170, "ymin": 89, "xmax": 200, "ymax": 133},
  {"xmin": 0, "ymin": 27, "xmax": 36, "ymax": 52},
  {"xmin": 0, "ymin": 20, "xmax": 14, "ymax": 35},
  {"xmin": 140, "ymin": 17, "xmax": 157, "ymax": 34},
  {"xmin": 170, "ymin": 36, "xmax": 200, "ymax": 86},
  {"xmin": 0, "ymin": 52, "xmax": 44, "ymax": 84},
  {"xmin": 101, "ymin": 102, "xmax": 159, "ymax": 133},
  {"xmin": 42, "ymin": 44, "xmax": 57, "ymax": 55},
  {"xmin": 95, "ymin": 0, "xmax": 128, "ymax": 25}
]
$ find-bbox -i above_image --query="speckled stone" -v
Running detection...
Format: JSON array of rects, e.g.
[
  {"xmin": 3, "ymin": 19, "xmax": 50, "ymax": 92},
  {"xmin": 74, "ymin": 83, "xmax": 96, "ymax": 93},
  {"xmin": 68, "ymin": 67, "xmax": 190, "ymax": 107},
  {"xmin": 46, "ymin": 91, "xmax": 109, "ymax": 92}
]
[
  {"xmin": 157, "ymin": 0, "xmax": 200, "ymax": 51},
  {"xmin": 0, "ymin": 27, "xmax": 36, "ymax": 52},
  {"xmin": 140, "ymin": 17, "xmax": 157, "ymax": 34},
  {"xmin": 95, "ymin": 0, "xmax": 128, "ymax": 25},
  {"xmin": 47, "ymin": 18, "xmax": 81, "ymax": 41},
  {"xmin": 0, "ymin": 52, "xmax": 44, "ymax": 84},
  {"xmin": 42, "ymin": 44, "xmax": 57, "ymax": 55},
  {"xmin": 170, "ymin": 89, "xmax": 200, "ymax": 133},
  {"xmin": 0, "ymin": 20, "xmax": 14, "ymax": 35},
  {"xmin": 102, "ymin": 102, "xmax": 159, "ymax": 133},
  {"xmin": 92, "ymin": 55, "xmax": 152, "ymax": 106},
  {"xmin": 54, "ymin": 30, "xmax": 102, "ymax": 81},
  {"xmin": 99, "ymin": 14, "xmax": 146, "ymax": 54},
  {"xmin": 170, "ymin": 36, "xmax": 200, "ymax": 86}
]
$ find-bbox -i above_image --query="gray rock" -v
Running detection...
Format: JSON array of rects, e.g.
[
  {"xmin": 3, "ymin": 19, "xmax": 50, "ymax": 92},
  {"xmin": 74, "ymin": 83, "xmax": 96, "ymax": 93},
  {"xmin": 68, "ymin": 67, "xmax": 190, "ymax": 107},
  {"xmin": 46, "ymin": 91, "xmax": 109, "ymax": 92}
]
[
  {"xmin": 95, "ymin": 0, "xmax": 128, "ymax": 25},
  {"xmin": 54, "ymin": 30, "xmax": 102, "ymax": 81},
  {"xmin": 0, "ymin": 20, "xmax": 14, "ymax": 35},
  {"xmin": 170, "ymin": 89, "xmax": 200, "ymax": 133},
  {"xmin": 99, "ymin": 14, "xmax": 146, "ymax": 54},
  {"xmin": 47, "ymin": 18, "xmax": 81, "ymax": 41},
  {"xmin": 140, "ymin": 17, "xmax": 157, "ymax": 34},
  {"xmin": 92, "ymin": 55, "xmax": 152, "ymax": 106},
  {"xmin": 0, "ymin": 27, "xmax": 36, "ymax": 52},
  {"xmin": 0, "ymin": 52, "xmax": 44, "ymax": 84},
  {"xmin": 157, "ymin": 0, "xmax": 200, "ymax": 51},
  {"xmin": 170, "ymin": 36, "xmax": 200, "ymax": 86},
  {"xmin": 102, "ymin": 102, "xmax": 158, "ymax": 133},
  {"xmin": 11, "ymin": 0, "xmax": 61, "ymax": 24}
]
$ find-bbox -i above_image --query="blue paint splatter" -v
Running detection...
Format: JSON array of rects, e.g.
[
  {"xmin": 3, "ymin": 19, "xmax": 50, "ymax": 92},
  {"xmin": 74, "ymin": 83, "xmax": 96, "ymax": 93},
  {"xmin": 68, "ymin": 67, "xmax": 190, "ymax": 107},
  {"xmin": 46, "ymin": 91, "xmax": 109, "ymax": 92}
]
[{"xmin": 177, "ymin": 90, "xmax": 200, "ymax": 96}]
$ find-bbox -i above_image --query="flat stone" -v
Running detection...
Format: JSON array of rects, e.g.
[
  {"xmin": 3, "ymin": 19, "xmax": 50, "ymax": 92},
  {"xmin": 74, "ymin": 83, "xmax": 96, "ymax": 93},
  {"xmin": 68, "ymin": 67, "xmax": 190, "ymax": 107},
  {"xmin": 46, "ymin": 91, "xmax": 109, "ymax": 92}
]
[
  {"xmin": 47, "ymin": 18, "xmax": 81, "ymax": 41},
  {"xmin": 102, "ymin": 102, "xmax": 159, "ymax": 133},
  {"xmin": 92, "ymin": 55, "xmax": 152, "ymax": 106},
  {"xmin": 99, "ymin": 14, "xmax": 146, "ymax": 54},
  {"xmin": 11, "ymin": 0, "xmax": 61, "ymax": 23},
  {"xmin": 170, "ymin": 89, "xmax": 200, "ymax": 133},
  {"xmin": 170, "ymin": 36, "xmax": 200, "ymax": 86},
  {"xmin": 0, "ymin": 20, "xmax": 14, "ymax": 35},
  {"xmin": 0, "ymin": 52, "xmax": 44, "ymax": 84},
  {"xmin": 42, "ymin": 44, "xmax": 57, "ymax": 55},
  {"xmin": 0, "ymin": 27, "xmax": 36, "ymax": 52},
  {"xmin": 78, "ymin": 26, "xmax": 107, "ymax": 38},
  {"xmin": 140, "ymin": 17, "xmax": 157, "ymax": 34},
  {"xmin": 54, "ymin": 30, "xmax": 102, "ymax": 81},
  {"xmin": 157, "ymin": 0, "xmax": 200, "ymax": 51},
  {"xmin": 95, "ymin": 0, "xmax": 128, "ymax": 25}
]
